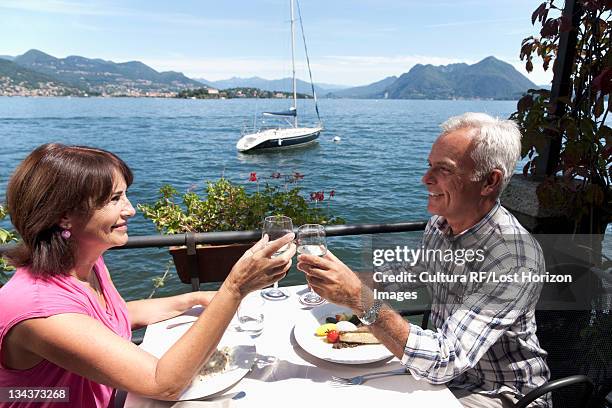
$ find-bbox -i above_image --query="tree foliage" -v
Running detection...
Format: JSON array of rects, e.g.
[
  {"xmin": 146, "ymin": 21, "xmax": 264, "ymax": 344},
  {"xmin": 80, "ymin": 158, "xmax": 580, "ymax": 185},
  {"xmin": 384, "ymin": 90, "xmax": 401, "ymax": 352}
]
[{"xmin": 510, "ymin": 0, "xmax": 612, "ymax": 232}]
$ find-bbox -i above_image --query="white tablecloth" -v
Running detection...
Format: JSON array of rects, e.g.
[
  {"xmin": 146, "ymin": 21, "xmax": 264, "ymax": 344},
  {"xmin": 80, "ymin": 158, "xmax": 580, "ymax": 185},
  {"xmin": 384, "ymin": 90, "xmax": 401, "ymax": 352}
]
[{"xmin": 124, "ymin": 285, "xmax": 461, "ymax": 408}]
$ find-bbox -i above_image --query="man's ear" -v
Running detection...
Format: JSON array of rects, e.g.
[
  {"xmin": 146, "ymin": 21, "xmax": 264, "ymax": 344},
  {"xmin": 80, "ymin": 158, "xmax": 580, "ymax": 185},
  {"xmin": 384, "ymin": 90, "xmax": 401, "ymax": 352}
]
[{"xmin": 481, "ymin": 169, "xmax": 503, "ymax": 197}]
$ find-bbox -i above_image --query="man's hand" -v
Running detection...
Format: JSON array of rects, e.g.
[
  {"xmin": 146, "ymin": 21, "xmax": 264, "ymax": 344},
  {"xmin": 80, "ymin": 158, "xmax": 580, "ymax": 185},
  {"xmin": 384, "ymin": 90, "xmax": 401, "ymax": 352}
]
[{"xmin": 297, "ymin": 250, "xmax": 364, "ymax": 311}]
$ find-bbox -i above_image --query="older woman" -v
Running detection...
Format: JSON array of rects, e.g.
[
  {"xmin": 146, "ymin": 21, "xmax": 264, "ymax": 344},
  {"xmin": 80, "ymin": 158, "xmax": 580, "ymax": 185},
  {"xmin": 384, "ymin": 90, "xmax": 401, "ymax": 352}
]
[{"xmin": 0, "ymin": 143, "xmax": 296, "ymax": 407}]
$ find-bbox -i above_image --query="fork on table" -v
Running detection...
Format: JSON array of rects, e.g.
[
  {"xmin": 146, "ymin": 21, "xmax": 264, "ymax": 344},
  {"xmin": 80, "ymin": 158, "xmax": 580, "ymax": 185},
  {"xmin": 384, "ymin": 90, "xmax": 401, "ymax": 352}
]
[{"xmin": 329, "ymin": 368, "xmax": 409, "ymax": 386}]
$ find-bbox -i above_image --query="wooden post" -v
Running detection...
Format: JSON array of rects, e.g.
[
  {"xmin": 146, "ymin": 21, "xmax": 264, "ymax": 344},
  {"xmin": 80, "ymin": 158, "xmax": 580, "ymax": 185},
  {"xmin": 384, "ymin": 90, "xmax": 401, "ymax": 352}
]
[{"xmin": 535, "ymin": 0, "xmax": 583, "ymax": 177}]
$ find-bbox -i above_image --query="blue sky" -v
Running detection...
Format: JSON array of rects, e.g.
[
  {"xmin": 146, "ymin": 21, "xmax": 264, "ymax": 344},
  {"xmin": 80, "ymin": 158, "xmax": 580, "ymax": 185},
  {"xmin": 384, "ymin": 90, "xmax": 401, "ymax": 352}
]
[{"xmin": 0, "ymin": 0, "xmax": 553, "ymax": 86}]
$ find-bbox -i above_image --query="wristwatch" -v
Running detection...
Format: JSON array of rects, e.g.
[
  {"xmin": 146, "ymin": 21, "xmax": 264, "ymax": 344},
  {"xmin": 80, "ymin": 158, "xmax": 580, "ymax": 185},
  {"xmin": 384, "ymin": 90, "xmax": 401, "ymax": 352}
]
[{"xmin": 358, "ymin": 299, "xmax": 383, "ymax": 326}]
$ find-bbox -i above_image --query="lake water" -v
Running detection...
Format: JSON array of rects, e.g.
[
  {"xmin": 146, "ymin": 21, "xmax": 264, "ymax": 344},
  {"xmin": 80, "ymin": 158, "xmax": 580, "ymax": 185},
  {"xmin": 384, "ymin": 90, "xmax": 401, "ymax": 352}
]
[{"xmin": 1, "ymin": 97, "xmax": 606, "ymax": 300}]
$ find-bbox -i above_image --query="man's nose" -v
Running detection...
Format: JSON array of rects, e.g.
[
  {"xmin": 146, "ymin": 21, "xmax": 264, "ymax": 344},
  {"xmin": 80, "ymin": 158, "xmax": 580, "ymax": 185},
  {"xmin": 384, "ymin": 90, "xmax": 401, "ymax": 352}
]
[{"xmin": 422, "ymin": 168, "xmax": 434, "ymax": 185}]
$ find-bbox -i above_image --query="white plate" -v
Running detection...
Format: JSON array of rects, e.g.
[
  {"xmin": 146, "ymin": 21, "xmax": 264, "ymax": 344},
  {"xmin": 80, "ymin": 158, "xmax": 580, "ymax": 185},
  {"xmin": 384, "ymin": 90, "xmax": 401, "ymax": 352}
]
[
  {"xmin": 294, "ymin": 303, "xmax": 393, "ymax": 364},
  {"xmin": 140, "ymin": 317, "xmax": 255, "ymax": 401}
]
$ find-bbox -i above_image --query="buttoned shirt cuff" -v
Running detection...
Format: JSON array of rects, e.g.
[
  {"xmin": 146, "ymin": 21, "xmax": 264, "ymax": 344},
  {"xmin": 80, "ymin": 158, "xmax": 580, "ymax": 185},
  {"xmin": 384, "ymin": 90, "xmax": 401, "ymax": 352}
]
[{"xmin": 400, "ymin": 322, "xmax": 424, "ymax": 367}]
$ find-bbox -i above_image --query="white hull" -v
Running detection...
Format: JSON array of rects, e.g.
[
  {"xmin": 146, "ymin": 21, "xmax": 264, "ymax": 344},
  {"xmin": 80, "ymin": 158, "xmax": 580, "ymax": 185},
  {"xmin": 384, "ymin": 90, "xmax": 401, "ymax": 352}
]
[{"xmin": 236, "ymin": 126, "xmax": 322, "ymax": 152}]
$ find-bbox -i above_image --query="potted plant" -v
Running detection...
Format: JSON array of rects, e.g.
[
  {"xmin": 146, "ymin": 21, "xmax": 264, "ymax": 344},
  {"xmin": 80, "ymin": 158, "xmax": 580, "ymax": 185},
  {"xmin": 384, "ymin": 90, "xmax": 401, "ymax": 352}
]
[
  {"xmin": 138, "ymin": 172, "xmax": 344, "ymax": 284},
  {"xmin": 509, "ymin": 0, "xmax": 611, "ymax": 242},
  {"xmin": 0, "ymin": 205, "xmax": 17, "ymax": 287}
]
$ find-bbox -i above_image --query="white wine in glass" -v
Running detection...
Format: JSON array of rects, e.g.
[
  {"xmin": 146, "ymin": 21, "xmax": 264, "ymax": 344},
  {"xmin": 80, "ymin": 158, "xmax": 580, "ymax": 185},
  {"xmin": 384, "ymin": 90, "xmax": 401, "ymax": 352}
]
[
  {"xmin": 260, "ymin": 215, "xmax": 293, "ymax": 301},
  {"xmin": 297, "ymin": 224, "xmax": 327, "ymax": 306}
]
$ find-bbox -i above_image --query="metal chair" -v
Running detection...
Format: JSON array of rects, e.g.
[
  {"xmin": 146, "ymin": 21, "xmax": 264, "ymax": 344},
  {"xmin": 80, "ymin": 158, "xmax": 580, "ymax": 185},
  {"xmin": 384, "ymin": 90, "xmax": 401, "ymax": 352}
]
[{"xmin": 516, "ymin": 262, "xmax": 612, "ymax": 408}]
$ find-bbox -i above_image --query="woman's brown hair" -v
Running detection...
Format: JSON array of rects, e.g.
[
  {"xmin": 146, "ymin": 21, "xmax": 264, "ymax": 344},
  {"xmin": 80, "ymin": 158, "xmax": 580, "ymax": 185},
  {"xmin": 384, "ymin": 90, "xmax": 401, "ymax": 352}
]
[{"xmin": 5, "ymin": 143, "xmax": 133, "ymax": 277}]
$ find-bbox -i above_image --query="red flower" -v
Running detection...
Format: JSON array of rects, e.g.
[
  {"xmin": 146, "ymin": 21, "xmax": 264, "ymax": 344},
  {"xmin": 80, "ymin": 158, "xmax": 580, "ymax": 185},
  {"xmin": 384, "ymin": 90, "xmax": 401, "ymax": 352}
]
[
  {"xmin": 249, "ymin": 172, "xmax": 258, "ymax": 182},
  {"xmin": 315, "ymin": 191, "xmax": 325, "ymax": 202},
  {"xmin": 329, "ymin": 190, "xmax": 335, "ymax": 198},
  {"xmin": 310, "ymin": 192, "xmax": 317, "ymax": 201}
]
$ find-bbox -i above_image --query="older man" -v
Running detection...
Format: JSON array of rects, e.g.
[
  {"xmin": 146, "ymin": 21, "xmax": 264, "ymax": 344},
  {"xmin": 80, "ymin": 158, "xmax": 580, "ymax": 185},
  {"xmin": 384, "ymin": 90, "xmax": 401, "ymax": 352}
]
[{"xmin": 297, "ymin": 113, "xmax": 550, "ymax": 408}]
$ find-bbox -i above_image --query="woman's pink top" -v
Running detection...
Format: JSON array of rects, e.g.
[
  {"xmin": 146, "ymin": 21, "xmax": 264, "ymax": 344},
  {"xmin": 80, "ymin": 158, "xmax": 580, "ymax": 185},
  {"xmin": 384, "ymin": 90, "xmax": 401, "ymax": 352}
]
[{"xmin": 0, "ymin": 257, "xmax": 131, "ymax": 408}]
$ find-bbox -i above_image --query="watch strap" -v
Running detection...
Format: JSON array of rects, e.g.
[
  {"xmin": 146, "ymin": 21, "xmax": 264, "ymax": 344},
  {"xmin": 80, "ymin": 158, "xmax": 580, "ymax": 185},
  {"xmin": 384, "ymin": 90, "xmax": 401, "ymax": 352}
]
[{"xmin": 358, "ymin": 299, "xmax": 383, "ymax": 325}]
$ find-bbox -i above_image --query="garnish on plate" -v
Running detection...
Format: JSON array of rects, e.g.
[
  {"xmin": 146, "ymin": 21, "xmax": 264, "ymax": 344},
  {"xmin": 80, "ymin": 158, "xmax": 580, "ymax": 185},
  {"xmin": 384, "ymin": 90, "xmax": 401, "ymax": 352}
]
[{"xmin": 314, "ymin": 314, "xmax": 381, "ymax": 348}]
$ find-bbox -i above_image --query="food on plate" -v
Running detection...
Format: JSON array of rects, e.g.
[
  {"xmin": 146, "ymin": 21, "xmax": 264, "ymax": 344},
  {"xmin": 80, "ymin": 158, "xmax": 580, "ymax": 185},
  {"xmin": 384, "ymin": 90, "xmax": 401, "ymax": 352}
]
[
  {"xmin": 197, "ymin": 347, "xmax": 232, "ymax": 379},
  {"xmin": 315, "ymin": 314, "xmax": 382, "ymax": 348},
  {"xmin": 335, "ymin": 321, "xmax": 357, "ymax": 332},
  {"xmin": 326, "ymin": 330, "xmax": 340, "ymax": 343},
  {"xmin": 315, "ymin": 323, "xmax": 337, "ymax": 336},
  {"xmin": 339, "ymin": 326, "xmax": 381, "ymax": 345}
]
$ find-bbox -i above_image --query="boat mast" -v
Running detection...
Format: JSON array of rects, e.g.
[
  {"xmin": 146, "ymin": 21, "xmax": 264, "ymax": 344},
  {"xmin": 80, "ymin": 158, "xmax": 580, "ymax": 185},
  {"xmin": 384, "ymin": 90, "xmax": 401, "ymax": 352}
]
[{"xmin": 290, "ymin": 0, "xmax": 297, "ymax": 128}]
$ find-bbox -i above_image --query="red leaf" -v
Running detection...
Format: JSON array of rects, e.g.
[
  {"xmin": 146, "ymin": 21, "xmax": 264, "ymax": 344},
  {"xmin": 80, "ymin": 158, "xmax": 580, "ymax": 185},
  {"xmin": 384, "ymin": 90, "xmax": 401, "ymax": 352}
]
[
  {"xmin": 602, "ymin": 144, "xmax": 612, "ymax": 160},
  {"xmin": 540, "ymin": 18, "xmax": 559, "ymax": 37},
  {"xmin": 532, "ymin": 2, "xmax": 547, "ymax": 25},
  {"xmin": 593, "ymin": 68, "xmax": 612, "ymax": 94},
  {"xmin": 517, "ymin": 94, "xmax": 534, "ymax": 112}
]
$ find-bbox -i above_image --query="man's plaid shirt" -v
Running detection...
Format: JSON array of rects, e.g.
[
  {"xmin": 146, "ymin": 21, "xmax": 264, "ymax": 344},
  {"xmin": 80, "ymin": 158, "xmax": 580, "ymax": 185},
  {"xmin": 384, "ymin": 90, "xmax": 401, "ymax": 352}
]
[{"xmin": 380, "ymin": 202, "xmax": 550, "ymax": 406}]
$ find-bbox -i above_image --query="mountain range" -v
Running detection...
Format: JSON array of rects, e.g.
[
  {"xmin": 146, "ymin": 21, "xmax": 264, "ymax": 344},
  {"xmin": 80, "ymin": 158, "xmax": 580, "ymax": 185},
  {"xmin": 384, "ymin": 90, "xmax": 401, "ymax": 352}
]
[
  {"xmin": 330, "ymin": 57, "xmax": 536, "ymax": 100},
  {"xmin": 195, "ymin": 76, "xmax": 348, "ymax": 96},
  {"xmin": 0, "ymin": 50, "xmax": 538, "ymax": 99},
  {"xmin": 1, "ymin": 49, "xmax": 201, "ymax": 95},
  {"xmin": 0, "ymin": 58, "xmax": 87, "ymax": 96}
]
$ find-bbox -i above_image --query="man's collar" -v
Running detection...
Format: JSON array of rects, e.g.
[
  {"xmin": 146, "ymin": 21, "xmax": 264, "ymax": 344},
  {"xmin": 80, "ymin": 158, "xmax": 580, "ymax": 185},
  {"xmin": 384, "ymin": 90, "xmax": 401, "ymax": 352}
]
[{"xmin": 433, "ymin": 200, "xmax": 501, "ymax": 244}]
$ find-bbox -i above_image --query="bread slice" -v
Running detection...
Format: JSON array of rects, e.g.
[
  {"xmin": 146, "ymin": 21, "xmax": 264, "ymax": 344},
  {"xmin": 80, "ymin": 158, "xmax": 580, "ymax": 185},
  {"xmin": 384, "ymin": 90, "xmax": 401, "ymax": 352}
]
[{"xmin": 339, "ymin": 327, "xmax": 380, "ymax": 344}]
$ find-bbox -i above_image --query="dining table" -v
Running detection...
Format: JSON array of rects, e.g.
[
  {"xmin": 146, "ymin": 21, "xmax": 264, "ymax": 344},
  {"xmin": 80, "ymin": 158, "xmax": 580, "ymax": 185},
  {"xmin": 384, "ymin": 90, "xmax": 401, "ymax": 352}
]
[{"xmin": 123, "ymin": 285, "xmax": 462, "ymax": 408}]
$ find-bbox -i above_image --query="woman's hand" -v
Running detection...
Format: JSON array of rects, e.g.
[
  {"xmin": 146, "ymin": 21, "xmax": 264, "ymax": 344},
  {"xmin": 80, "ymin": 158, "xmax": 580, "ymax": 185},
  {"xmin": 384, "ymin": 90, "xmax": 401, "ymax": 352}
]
[
  {"xmin": 297, "ymin": 250, "xmax": 363, "ymax": 311},
  {"xmin": 224, "ymin": 233, "xmax": 296, "ymax": 299}
]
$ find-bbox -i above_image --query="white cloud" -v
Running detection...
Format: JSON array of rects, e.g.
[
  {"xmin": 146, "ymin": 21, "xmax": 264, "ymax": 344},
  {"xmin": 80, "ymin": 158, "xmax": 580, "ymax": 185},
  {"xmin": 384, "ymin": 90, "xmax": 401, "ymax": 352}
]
[{"xmin": 0, "ymin": 0, "xmax": 260, "ymax": 29}]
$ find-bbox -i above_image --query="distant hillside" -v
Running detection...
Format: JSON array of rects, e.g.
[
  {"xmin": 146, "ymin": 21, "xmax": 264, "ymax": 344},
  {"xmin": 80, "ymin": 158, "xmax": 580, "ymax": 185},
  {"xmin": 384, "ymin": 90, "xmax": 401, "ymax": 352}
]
[
  {"xmin": 178, "ymin": 87, "xmax": 312, "ymax": 99},
  {"xmin": 0, "ymin": 55, "xmax": 14, "ymax": 61},
  {"xmin": 196, "ymin": 76, "xmax": 345, "ymax": 96},
  {"xmin": 330, "ymin": 76, "xmax": 398, "ymax": 98},
  {"xmin": 11, "ymin": 49, "xmax": 202, "ymax": 95},
  {"xmin": 331, "ymin": 57, "xmax": 537, "ymax": 100},
  {"xmin": 0, "ymin": 59, "xmax": 87, "ymax": 96}
]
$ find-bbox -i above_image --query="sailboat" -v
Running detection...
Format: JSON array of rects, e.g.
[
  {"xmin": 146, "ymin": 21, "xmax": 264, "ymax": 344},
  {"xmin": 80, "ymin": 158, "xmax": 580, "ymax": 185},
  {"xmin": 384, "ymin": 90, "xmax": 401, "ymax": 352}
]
[{"xmin": 236, "ymin": 0, "xmax": 323, "ymax": 153}]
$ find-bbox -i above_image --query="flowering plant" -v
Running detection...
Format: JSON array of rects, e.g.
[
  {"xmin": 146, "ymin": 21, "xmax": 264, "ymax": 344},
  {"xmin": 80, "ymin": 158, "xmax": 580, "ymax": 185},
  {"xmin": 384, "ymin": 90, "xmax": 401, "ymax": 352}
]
[
  {"xmin": 0, "ymin": 205, "xmax": 17, "ymax": 285},
  {"xmin": 138, "ymin": 172, "xmax": 345, "ymax": 234}
]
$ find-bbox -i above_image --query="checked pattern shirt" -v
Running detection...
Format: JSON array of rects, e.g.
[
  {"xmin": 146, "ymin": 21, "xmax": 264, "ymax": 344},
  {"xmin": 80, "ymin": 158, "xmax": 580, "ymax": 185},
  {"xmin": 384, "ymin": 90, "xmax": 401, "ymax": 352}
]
[{"xmin": 379, "ymin": 202, "xmax": 551, "ymax": 407}]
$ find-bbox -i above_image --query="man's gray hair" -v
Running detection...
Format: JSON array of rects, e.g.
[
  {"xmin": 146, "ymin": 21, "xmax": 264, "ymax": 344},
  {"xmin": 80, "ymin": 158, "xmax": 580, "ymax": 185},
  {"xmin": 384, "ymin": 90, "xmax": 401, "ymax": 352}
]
[{"xmin": 441, "ymin": 112, "xmax": 521, "ymax": 195}]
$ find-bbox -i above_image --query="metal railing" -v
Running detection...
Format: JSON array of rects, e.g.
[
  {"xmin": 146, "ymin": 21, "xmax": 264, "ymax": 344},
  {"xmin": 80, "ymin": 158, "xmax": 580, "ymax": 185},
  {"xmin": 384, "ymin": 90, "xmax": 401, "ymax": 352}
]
[{"xmin": 0, "ymin": 220, "xmax": 429, "ymax": 254}]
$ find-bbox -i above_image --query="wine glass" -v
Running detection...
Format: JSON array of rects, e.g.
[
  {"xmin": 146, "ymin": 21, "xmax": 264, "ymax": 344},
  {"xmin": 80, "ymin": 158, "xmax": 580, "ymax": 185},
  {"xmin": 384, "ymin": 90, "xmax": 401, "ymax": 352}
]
[
  {"xmin": 297, "ymin": 224, "xmax": 327, "ymax": 306},
  {"xmin": 260, "ymin": 215, "xmax": 293, "ymax": 300}
]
